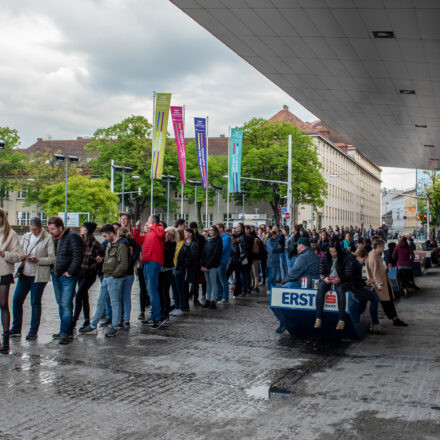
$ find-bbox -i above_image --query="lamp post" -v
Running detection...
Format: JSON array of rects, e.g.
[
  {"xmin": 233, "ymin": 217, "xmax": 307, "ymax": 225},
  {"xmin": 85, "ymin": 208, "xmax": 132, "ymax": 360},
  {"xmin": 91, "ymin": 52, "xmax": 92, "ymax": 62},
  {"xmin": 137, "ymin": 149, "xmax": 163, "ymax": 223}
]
[
  {"xmin": 54, "ymin": 154, "xmax": 80, "ymax": 225},
  {"xmin": 188, "ymin": 180, "xmax": 202, "ymax": 223},
  {"xmin": 241, "ymin": 191, "xmax": 247, "ymax": 221},
  {"xmin": 112, "ymin": 165, "xmax": 133, "ymax": 212},
  {"xmin": 210, "ymin": 184, "xmax": 223, "ymax": 224},
  {"xmin": 162, "ymin": 174, "xmax": 176, "ymax": 226}
]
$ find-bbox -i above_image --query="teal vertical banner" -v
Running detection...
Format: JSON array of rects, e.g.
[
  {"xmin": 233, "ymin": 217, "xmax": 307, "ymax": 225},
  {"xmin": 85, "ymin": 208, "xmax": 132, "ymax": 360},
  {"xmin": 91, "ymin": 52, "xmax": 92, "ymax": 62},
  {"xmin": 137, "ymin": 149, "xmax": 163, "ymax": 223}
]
[{"xmin": 228, "ymin": 128, "xmax": 243, "ymax": 193}]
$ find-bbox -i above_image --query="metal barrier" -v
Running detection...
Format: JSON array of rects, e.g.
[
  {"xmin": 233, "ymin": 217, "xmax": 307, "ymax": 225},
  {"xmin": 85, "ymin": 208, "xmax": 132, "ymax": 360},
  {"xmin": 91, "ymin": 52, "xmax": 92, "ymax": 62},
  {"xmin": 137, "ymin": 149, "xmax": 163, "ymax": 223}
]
[{"xmin": 270, "ymin": 287, "xmax": 370, "ymax": 340}]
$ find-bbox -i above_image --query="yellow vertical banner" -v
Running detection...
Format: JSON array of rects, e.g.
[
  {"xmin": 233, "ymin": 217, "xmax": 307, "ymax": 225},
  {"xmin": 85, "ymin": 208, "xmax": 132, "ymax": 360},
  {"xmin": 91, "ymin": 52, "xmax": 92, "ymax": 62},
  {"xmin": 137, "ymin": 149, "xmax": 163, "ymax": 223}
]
[{"xmin": 151, "ymin": 92, "xmax": 171, "ymax": 179}]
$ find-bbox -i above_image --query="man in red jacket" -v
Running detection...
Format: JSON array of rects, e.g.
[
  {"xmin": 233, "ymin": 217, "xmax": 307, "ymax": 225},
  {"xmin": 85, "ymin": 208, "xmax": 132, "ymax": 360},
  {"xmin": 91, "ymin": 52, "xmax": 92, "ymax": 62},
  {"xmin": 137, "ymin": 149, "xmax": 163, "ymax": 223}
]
[{"xmin": 133, "ymin": 215, "xmax": 165, "ymax": 328}]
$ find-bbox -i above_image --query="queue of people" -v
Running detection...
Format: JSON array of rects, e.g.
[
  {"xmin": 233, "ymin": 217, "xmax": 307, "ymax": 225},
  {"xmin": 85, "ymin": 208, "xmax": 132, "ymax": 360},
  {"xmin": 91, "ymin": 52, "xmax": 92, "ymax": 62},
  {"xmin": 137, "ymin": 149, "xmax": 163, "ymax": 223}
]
[{"xmin": 0, "ymin": 213, "xmax": 414, "ymax": 353}]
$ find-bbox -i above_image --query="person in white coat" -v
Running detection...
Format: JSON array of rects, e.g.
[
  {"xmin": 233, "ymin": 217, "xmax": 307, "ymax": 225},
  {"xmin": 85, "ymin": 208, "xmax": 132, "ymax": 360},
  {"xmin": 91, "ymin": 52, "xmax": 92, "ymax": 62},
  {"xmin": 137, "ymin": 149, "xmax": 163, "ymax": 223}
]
[
  {"xmin": 0, "ymin": 209, "xmax": 23, "ymax": 353},
  {"xmin": 10, "ymin": 217, "xmax": 55, "ymax": 341}
]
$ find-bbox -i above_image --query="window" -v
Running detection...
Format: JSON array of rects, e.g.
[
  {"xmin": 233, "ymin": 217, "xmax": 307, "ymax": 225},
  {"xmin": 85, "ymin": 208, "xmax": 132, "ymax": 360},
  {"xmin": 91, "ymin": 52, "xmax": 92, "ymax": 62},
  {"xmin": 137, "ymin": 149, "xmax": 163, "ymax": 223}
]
[
  {"xmin": 17, "ymin": 189, "xmax": 27, "ymax": 200},
  {"xmin": 174, "ymin": 213, "xmax": 188, "ymax": 223},
  {"xmin": 38, "ymin": 212, "xmax": 47, "ymax": 226},
  {"xmin": 16, "ymin": 211, "xmax": 30, "ymax": 226},
  {"xmin": 174, "ymin": 191, "xmax": 188, "ymax": 200},
  {"xmin": 202, "ymin": 213, "xmax": 213, "ymax": 228}
]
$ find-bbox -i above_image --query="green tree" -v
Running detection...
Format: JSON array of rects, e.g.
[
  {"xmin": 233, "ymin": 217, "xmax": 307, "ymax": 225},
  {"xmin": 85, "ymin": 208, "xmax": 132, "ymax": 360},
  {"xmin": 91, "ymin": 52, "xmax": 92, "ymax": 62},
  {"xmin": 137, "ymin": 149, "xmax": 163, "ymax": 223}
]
[
  {"xmin": 0, "ymin": 126, "xmax": 27, "ymax": 208},
  {"xmin": 85, "ymin": 115, "xmax": 180, "ymax": 220},
  {"xmin": 24, "ymin": 147, "xmax": 80, "ymax": 208},
  {"xmin": 420, "ymin": 171, "xmax": 440, "ymax": 235},
  {"xmin": 240, "ymin": 118, "xmax": 327, "ymax": 224},
  {"xmin": 40, "ymin": 175, "xmax": 119, "ymax": 224}
]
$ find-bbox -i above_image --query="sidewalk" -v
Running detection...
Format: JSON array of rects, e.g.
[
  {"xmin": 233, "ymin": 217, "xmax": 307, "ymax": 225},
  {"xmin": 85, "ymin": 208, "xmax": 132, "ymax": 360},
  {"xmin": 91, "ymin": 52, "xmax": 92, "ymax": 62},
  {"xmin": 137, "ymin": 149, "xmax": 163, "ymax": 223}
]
[{"xmin": 0, "ymin": 270, "xmax": 439, "ymax": 439}]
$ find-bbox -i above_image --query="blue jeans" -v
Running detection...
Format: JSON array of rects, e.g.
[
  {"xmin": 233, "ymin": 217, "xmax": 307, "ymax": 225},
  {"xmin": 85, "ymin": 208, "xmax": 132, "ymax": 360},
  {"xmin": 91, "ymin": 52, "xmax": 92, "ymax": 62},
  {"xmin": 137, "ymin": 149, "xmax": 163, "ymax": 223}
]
[
  {"xmin": 280, "ymin": 252, "xmax": 288, "ymax": 280},
  {"xmin": 205, "ymin": 267, "xmax": 218, "ymax": 301},
  {"xmin": 216, "ymin": 263, "xmax": 229, "ymax": 301},
  {"xmin": 267, "ymin": 266, "xmax": 280, "ymax": 289},
  {"xmin": 91, "ymin": 276, "xmax": 123, "ymax": 329},
  {"xmin": 52, "ymin": 274, "xmax": 77, "ymax": 336},
  {"xmin": 119, "ymin": 274, "xmax": 134, "ymax": 323},
  {"xmin": 144, "ymin": 261, "xmax": 162, "ymax": 321},
  {"xmin": 287, "ymin": 256, "xmax": 296, "ymax": 271},
  {"xmin": 172, "ymin": 272, "xmax": 185, "ymax": 310},
  {"xmin": 11, "ymin": 276, "xmax": 47, "ymax": 334}
]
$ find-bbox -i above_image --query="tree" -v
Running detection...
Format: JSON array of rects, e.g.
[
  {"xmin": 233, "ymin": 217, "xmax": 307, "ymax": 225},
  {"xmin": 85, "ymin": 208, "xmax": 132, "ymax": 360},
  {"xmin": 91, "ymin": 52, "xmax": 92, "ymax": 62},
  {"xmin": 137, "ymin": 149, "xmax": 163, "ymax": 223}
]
[
  {"xmin": 24, "ymin": 147, "xmax": 80, "ymax": 208},
  {"xmin": 40, "ymin": 175, "xmax": 119, "ymax": 224},
  {"xmin": 421, "ymin": 171, "xmax": 440, "ymax": 236},
  {"xmin": 240, "ymin": 118, "xmax": 327, "ymax": 225},
  {"xmin": 85, "ymin": 115, "xmax": 180, "ymax": 220},
  {"xmin": 0, "ymin": 126, "xmax": 27, "ymax": 208}
]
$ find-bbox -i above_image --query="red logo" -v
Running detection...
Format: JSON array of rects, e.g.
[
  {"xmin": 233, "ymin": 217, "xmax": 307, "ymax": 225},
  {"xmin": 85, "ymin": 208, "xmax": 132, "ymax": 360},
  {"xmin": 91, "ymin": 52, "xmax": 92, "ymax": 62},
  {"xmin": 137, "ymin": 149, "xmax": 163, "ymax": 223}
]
[{"xmin": 325, "ymin": 294, "xmax": 336, "ymax": 304}]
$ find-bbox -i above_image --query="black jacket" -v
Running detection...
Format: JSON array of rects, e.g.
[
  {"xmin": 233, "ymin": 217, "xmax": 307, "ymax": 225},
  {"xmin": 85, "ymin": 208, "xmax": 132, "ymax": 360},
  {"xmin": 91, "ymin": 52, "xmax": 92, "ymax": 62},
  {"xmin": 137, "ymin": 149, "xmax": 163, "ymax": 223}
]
[
  {"xmin": 185, "ymin": 241, "xmax": 199, "ymax": 283},
  {"xmin": 163, "ymin": 241, "xmax": 177, "ymax": 270},
  {"xmin": 237, "ymin": 232, "xmax": 252, "ymax": 259},
  {"xmin": 201, "ymin": 236, "xmax": 223, "ymax": 269},
  {"xmin": 54, "ymin": 228, "xmax": 84, "ymax": 277},
  {"xmin": 344, "ymin": 253, "xmax": 365, "ymax": 289},
  {"xmin": 319, "ymin": 251, "xmax": 347, "ymax": 283},
  {"xmin": 126, "ymin": 237, "xmax": 141, "ymax": 276},
  {"xmin": 194, "ymin": 233, "xmax": 205, "ymax": 263},
  {"xmin": 229, "ymin": 242, "xmax": 241, "ymax": 266},
  {"xmin": 175, "ymin": 243, "xmax": 188, "ymax": 273},
  {"xmin": 288, "ymin": 232, "xmax": 301, "ymax": 258}
]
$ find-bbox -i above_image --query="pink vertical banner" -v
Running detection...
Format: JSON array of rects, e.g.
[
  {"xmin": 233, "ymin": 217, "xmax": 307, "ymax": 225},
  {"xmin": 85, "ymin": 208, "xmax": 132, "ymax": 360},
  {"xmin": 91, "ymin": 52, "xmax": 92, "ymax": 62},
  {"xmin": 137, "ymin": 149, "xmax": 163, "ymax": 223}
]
[{"xmin": 170, "ymin": 106, "xmax": 186, "ymax": 184}]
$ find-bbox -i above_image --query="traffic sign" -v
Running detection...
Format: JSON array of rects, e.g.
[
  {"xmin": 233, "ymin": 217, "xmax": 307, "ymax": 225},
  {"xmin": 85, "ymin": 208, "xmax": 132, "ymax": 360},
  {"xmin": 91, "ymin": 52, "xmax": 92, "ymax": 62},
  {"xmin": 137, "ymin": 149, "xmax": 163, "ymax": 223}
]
[
  {"xmin": 281, "ymin": 207, "xmax": 287, "ymax": 215},
  {"xmin": 425, "ymin": 211, "xmax": 432, "ymax": 214},
  {"xmin": 285, "ymin": 212, "xmax": 291, "ymax": 220}
]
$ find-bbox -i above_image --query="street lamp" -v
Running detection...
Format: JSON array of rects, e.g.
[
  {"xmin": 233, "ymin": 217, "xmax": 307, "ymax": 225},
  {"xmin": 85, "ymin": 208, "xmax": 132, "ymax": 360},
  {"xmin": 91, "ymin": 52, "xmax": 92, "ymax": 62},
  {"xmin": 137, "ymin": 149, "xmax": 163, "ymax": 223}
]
[
  {"xmin": 188, "ymin": 180, "xmax": 202, "ymax": 222},
  {"xmin": 162, "ymin": 174, "xmax": 176, "ymax": 226},
  {"xmin": 241, "ymin": 191, "xmax": 247, "ymax": 221},
  {"xmin": 54, "ymin": 154, "xmax": 80, "ymax": 225},
  {"xmin": 210, "ymin": 184, "xmax": 223, "ymax": 224},
  {"xmin": 112, "ymin": 165, "xmax": 133, "ymax": 212}
]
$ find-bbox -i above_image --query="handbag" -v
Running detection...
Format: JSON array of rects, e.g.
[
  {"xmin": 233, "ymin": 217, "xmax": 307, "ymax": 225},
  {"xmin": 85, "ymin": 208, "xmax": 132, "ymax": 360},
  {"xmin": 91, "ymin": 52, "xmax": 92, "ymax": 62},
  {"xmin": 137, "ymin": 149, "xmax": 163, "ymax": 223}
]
[{"xmin": 14, "ymin": 234, "xmax": 43, "ymax": 278}]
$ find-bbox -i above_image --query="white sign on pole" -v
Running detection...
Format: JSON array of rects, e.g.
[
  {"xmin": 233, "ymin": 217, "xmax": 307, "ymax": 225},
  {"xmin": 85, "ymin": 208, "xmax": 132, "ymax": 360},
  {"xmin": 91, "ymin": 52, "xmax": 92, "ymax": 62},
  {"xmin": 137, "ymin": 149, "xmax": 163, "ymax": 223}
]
[{"xmin": 58, "ymin": 212, "xmax": 80, "ymax": 227}]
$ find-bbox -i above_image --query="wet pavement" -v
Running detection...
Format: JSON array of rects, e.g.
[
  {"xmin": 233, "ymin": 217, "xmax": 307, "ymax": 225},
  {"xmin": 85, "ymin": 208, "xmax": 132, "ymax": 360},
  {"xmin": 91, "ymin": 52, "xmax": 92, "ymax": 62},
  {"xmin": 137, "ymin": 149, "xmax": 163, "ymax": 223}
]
[{"xmin": 1, "ymin": 269, "xmax": 440, "ymax": 440}]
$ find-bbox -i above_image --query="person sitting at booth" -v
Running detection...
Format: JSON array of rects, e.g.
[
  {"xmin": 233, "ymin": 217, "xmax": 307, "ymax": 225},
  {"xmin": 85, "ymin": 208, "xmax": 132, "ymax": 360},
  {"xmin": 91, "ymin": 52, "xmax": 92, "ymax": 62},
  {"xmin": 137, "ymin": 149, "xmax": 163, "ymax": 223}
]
[
  {"xmin": 282, "ymin": 237, "xmax": 320, "ymax": 289},
  {"xmin": 314, "ymin": 240, "xmax": 348, "ymax": 331}
]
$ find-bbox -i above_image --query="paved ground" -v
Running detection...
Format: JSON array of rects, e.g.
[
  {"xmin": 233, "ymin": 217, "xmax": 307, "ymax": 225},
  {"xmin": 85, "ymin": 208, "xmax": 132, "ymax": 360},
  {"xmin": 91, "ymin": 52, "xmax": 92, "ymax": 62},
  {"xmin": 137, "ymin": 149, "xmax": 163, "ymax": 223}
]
[{"xmin": 0, "ymin": 269, "xmax": 439, "ymax": 440}]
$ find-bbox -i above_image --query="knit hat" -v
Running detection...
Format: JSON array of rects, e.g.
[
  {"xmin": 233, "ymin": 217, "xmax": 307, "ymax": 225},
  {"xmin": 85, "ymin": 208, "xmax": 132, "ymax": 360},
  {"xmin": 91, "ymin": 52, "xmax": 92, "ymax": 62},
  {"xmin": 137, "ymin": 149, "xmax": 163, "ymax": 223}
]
[
  {"xmin": 297, "ymin": 237, "xmax": 310, "ymax": 246},
  {"xmin": 82, "ymin": 222, "xmax": 97, "ymax": 235}
]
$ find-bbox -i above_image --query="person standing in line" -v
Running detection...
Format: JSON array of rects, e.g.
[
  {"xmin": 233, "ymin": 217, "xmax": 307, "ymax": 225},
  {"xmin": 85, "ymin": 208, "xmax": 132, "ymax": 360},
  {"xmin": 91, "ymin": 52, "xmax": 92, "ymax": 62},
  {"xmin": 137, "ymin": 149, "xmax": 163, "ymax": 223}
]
[
  {"xmin": 170, "ymin": 229, "xmax": 187, "ymax": 316},
  {"xmin": 48, "ymin": 216, "xmax": 84, "ymax": 345},
  {"xmin": 72, "ymin": 222, "xmax": 104, "ymax": 331},
  {"xmin": 366, "ymin": 239, "xmax": 408, "ymax": 327},
  {"xmin": 134, "ymin": 215, "xmax": 166, "ymax": 329},
  {"xmin": 183, "ymin": 228, "xmax": 199, "ymax": 309},
  {"xmin": 159, "ymin": 227, "xmax": 177, "ymax": 322},
  {"xmin": 227, "ymin": 234, "xmax": 242, "ymax": 299},
  {"xmin": 10, "ymin": 217, "xmax": 55, "ymax": 341},
  {"xmin": 392, "ymin": 236, "xmax": 415, "ymax": 297},
  {"xmin": 0, "ymin": 209, "xmax": 23, "ymax": 352},
  {"xmin": 175, "ymin": 218, "xmax": 186, "ymax": 232},
  {"xmin": 200, "ymin": 225, "xmax": 223, "ymax": 309},
  {"xmin": 189, "ymin": 221, "xmax": 205, "ymax": 306},
  {"xmin": 117, "ymin": 227, "xmax": 140, "ymax": 329},
  {"xmin": 216, "ymin": 223, "xmax": 231, "ymax": 304},
  {"xmin": 235, "ymin": 223, "xmax": 251, "ymax": 296},
  {"xmin": 265, "ymin": 230, "xmax": 283, "ymax": 293},
  {"xmin": 79, "ymin": 224, "xmax": 129, "ymax": 337}
]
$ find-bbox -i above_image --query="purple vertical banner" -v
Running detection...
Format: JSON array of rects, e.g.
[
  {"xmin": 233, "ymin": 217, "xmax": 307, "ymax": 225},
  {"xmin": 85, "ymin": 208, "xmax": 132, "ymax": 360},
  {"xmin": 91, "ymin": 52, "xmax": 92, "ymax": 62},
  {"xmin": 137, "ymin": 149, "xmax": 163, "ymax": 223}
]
[{"xmin": 194, "ymin": 117, "xmax": 208, "ymax": 188}]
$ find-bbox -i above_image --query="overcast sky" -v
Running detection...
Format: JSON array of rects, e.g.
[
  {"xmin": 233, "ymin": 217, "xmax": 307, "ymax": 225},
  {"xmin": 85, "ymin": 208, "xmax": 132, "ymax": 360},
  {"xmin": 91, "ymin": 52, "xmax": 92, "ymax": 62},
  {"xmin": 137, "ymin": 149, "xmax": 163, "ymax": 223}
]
[{"xmin": 0, "ymin": 0, "xmax": 414, "ymax": 189}]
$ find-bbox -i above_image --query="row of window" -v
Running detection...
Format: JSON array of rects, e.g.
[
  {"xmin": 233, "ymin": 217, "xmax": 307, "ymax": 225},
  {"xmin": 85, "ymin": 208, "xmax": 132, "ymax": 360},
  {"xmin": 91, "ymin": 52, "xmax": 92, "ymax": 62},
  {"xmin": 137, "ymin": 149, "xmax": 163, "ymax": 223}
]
[{"xmin": 14, "ymin": 212, "xmax": 47, "ymax": 226}]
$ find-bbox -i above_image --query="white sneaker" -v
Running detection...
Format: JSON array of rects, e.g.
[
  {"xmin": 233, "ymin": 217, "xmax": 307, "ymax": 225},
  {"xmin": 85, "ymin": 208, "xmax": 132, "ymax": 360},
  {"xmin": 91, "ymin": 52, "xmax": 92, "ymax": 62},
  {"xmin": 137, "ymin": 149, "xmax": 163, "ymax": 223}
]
[
  {"xmin": 175, "ymin": 309, "xmax": 184, "ymax": 316},
  {"xmin": 218, "ymin": 299, "xmax": 229, "ymax": 304},
  {"xmin": 170, "ymin": 309, "xmax": 179, "ymax": 316}
]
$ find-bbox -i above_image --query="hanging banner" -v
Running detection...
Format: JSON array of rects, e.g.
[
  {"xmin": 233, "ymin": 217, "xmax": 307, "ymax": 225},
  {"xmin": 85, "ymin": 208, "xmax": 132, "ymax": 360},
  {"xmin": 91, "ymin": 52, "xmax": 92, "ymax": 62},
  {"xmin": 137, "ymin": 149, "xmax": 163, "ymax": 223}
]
[
  {"xmin": 194, "ymin": 117, "xmax": 208, "ymax": 188},
  {"xmin": 170, "ymin": 106, "xmax": 186, "ymax": 184},
  {"xmin": 228, "ymin": 128, "xmax": 243, "ymax": 193},
  {"xmin": 151, "ymin": 92, "xmax": 171, "ymax": 179}
]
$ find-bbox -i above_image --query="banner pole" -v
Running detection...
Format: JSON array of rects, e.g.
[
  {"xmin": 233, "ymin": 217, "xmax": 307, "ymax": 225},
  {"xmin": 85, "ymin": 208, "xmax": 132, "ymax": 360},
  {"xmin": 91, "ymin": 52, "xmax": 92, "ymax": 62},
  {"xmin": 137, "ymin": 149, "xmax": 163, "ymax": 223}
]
[
  {"xmin": 227, "ymin": 126, "xmax": 230, "ymax": 228},
  {"xmin": 181, "ymin": 105, "xmax": 185, "ymax": 218},
  {"xmin": 150, "ymin": 91, "xmax": 156, "ymax": 217},
  {"xmin": 205, "ymin": 116, "xmax": 209, "ymax": 228}
]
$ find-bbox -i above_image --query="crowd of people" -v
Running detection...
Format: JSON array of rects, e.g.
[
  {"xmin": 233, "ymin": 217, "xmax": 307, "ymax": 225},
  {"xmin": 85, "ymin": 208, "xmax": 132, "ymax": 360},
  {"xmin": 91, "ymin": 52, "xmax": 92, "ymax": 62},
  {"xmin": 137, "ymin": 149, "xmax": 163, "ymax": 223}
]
[{"xmin": 0, "ymin": 209, "xmax": 418, "ymax": 353}]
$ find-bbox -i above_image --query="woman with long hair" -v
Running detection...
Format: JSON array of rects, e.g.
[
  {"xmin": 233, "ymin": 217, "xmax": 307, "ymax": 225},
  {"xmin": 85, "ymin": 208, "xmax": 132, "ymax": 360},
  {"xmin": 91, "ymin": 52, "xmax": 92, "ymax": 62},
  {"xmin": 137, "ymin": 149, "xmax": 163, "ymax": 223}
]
[
  {"xmin": 73, "ymin": 222, "xmax": 104, "ymax": 331},
  {"xmin": 184, "ymin": 228, "xmax": 199, "ymax": 310},
  {"xmin": 170, "ymin": 229, "xmax": 187, "ymax": 316},
  {"xmin": 0, "ymin": 209, "xmax": 23, "ymax": 352},
  {"xmin": 10, "ymin": 217, "xmax": 55, "ymax": 340}
]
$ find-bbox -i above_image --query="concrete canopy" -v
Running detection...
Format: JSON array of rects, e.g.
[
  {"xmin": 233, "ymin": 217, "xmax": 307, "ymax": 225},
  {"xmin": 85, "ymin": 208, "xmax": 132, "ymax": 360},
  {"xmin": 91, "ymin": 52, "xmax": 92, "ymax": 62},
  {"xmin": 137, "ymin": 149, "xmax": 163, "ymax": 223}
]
[{"xmin": 170, "ymin": 0, "xmax": 440, "ymax": 170}]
